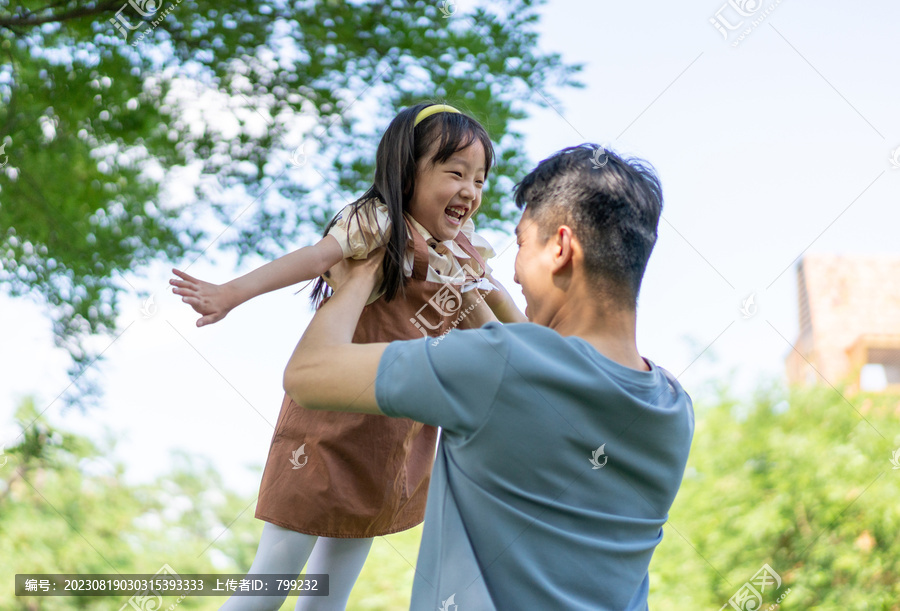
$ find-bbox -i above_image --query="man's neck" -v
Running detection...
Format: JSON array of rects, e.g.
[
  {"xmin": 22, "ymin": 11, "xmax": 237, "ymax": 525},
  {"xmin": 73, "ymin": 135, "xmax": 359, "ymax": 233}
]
[{"xmin": 548, "ymin": 300, "xmax": 648, "ymax": 372}]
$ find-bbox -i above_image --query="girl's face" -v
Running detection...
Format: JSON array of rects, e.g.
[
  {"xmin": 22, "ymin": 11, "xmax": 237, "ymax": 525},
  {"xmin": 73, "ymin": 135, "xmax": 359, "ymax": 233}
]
[{"xmin": 407, "ymin": 140, "xmax": 486, "ymax": 242}]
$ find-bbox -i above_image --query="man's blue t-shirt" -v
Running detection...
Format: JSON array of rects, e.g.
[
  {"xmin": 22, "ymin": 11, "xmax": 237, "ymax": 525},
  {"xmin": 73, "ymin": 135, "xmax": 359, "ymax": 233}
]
[{"xmin": 375, "ymin": 322, "xmax": 694, "ymax": 611}]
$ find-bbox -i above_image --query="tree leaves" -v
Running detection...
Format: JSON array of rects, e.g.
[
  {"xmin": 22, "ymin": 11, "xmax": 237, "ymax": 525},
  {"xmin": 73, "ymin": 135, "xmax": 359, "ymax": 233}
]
[
  {"xmin": 0, "ymin": 0, "xmax": 581, "ymax": 404},
  {"xmin": 648, "ymin": 386, "xmax": 900, "ymax": 608}
]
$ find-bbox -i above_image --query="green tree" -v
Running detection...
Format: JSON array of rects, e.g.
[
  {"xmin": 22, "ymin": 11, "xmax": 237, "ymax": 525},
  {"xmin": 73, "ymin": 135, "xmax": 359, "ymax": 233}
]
[
  {"xmin": 648, "ymin": 385, "xmax": 900, "ymax": 609},
  {"xmin": 0, "ymin": 0, "xmax": 581, "ymax": 399},
  {"xmin": 0, "ymin": 399, "xmax": 264, "ymax": 609}
]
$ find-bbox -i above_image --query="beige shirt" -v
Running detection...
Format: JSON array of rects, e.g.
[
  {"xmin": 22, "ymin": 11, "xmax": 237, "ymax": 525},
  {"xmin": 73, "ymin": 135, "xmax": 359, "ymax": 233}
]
[{"xmin": 326, "ymin": 199, "xmax": 495, "ymax": 303}]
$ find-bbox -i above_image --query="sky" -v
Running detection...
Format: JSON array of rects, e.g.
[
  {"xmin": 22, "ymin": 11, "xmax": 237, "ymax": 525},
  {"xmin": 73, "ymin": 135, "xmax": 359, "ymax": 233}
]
[{"xmin": 1, "ymin": 0, "xmax": 899, "ymax": 498}]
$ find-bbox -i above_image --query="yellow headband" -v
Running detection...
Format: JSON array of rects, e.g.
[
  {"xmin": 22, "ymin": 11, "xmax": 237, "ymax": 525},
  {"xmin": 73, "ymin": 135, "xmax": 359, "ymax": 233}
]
[{"xmin": 414, "ymin": 104, "xmax": 461, "ymax": 126}]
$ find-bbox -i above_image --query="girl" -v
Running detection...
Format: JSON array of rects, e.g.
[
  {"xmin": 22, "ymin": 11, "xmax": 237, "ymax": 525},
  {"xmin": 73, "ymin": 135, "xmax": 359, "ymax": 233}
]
[{"xmin": 170, "ymin": 103, "xmax": 526, "ymax": 610}]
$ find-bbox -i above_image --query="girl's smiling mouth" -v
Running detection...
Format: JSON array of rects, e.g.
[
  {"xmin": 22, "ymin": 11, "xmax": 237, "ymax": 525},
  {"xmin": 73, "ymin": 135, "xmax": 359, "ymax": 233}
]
[{"xmin": 445, "ymin": 205, "xmax": 468, "ymax": 225}]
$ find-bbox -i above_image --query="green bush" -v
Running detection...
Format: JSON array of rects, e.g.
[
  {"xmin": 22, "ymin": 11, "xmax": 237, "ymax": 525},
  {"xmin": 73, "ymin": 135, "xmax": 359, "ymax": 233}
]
[{"xmin": 649, "ymin": 385, "xmax": 900, "ymax": 610}]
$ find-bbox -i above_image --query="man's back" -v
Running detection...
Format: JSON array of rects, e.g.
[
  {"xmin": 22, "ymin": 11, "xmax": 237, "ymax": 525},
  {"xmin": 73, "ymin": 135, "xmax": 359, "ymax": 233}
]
[{"xmin": 376, "ymin": 322, "xmax": 694, "ymax": 610}]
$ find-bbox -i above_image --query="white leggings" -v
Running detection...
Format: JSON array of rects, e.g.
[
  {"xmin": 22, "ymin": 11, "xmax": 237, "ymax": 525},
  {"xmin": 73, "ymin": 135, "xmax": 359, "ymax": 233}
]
[{"xmin": 219, "ymin": 523, "xmax": 374, "ymax": 611}]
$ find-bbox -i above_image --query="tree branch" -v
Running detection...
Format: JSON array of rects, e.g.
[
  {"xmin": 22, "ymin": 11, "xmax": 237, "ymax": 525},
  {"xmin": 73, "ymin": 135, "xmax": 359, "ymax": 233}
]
[{"xmin": 0, "ymin": 0, "xmax": 121, "ymax": 28}]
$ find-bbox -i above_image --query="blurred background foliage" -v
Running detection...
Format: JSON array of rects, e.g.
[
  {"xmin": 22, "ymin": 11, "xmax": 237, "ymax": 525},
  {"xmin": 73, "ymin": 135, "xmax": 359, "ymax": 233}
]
[
  {"xmin": 3, "ymin": 384, "xmax": 899, "ymax": 609},
  {"xmin": 648, "ymin": 384, "xmax": 900, "ymax": 610},
  {"xmin": 0, "ymin": 398, "xmax": 422, "ymax": 609},
  {"xmin": 0, "ymin": 0, "xmax": 581, "ymax": 401}
]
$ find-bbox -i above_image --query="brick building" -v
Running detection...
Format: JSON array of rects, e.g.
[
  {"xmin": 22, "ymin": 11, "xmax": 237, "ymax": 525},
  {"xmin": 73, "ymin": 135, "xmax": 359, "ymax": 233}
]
[{"xmin": 785, "ymin": 254, "xmax": 900, "ymax": 391}]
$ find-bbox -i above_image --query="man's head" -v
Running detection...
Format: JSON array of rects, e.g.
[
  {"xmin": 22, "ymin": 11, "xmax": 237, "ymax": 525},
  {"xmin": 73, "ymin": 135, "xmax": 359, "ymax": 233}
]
[{"xmin": 513, "ymin": 144, "xmax": 663, "ymax": 324}]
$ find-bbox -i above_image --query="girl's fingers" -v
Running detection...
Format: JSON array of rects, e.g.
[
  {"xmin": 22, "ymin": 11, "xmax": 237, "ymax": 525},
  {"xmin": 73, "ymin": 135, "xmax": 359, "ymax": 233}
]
[
  {"xmin": 171, "ymin": 269, "xmax": 206, "ymax": 290},
  {"xmin": 169, "ymin": 278, "xmax": 194, "ymax": 289},
  {"xmin": 171, "ymin": 268, "xmax": 198, "ymax": 283},
  {"xmin": 173, "ymin": 289, "xmax": 205, "ymax": 304},
  {"xmin": 198, "ymin": 313, "xmax": 220, "ymax": 327}
]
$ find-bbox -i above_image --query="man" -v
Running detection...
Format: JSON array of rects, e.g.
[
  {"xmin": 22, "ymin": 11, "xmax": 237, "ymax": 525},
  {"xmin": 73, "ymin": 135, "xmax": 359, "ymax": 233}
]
[{"xmin": 284, "ymin": 144, "xmax": 694, "ymax": 610}]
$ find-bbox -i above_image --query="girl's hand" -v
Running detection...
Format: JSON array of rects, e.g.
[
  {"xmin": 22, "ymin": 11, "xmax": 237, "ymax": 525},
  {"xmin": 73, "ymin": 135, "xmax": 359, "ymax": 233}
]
[
  {"xmin": 170, "ymin": 268, "xmax": 236, "ymax": 327},
  {"xmin": 324, "ymin": 249, "xmax": 385, "ymax": 293}
]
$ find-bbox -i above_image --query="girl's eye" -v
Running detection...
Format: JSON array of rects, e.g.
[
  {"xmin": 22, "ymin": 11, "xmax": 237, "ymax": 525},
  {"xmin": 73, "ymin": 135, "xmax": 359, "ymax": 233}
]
[{"xmin": 450, "ymin": 171, "xmax": 462, "ymax": 177}]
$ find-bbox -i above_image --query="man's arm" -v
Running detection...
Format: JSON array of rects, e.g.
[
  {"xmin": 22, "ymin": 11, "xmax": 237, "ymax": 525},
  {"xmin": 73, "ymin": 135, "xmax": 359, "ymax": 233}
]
[
  {"xmin": 460, "ymin": 285, "xmax": 500, "ymax": 328},
  {"xmin": 283, "ymin": 252, "xmax": 388, "ymax": 414}
]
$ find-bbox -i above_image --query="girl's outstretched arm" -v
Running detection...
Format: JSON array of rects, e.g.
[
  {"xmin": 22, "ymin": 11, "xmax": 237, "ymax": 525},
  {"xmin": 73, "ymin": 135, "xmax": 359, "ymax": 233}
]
[
  {"xmin": 170, "ymin": 235, "xmax": 344, "ymax": 327},
  {"xmin": 484, "ymin": 274, "xmax": 528, "ymax": 323}
]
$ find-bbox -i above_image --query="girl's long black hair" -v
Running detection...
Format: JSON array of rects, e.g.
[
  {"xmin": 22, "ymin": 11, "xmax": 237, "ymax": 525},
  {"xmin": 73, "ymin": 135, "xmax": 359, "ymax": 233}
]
[{"xmin": 311, "ymin": 103, "xmax": 495, "ymax": 306}]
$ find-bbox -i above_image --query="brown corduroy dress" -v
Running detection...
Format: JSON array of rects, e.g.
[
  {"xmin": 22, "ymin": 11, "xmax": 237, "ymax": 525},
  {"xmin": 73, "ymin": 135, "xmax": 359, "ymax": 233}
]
[{"xmin": 254, "ymin": 222, "xmax": 488, "ymax": 538}]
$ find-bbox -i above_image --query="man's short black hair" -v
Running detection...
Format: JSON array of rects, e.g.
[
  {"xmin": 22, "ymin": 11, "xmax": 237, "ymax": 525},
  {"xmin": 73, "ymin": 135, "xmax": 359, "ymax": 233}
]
[{"xmin": 513, "ymin": 144, "xmax": 663, "ymax": 309}]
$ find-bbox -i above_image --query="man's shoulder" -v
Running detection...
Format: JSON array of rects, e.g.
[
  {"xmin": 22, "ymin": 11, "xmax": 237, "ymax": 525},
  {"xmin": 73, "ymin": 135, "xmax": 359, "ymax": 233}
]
[
  {"xmin": 477, "ymin": 321, "xmax": 559, "ymax": 340},
  {"xmin": 421, "ymin": 322, "xmax": 551, "ymax": 369},
  {"xmin": 451, "ymin": 321, "xmax": 561, "ymax": 351},
  {"xmin": 448, "ymin": 323, "xmax": 587, "ymax": 375}
]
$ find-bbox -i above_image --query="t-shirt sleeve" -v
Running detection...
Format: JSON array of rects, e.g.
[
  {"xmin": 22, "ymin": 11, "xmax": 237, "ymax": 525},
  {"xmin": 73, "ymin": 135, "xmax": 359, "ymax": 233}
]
[
  {"xmin": 375, "ymin": 322, "xmax": 509, "ymax": 437},
  {"xmin": 326, "ymin": 199, "xmax": 392, "ymax": 260}
]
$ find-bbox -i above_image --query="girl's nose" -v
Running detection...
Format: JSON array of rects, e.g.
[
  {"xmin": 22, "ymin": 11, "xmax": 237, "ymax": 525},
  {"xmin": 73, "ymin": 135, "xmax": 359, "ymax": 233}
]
[{"xmin": 459, "ymin": 181, "xmax": 476, "ymax": 201}]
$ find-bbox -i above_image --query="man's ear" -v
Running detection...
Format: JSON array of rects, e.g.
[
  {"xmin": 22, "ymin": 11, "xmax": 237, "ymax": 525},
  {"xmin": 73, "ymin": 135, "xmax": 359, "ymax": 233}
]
[{"xmin": 550, "ymin": 225, "xmax": 576, "ymax": 274}]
